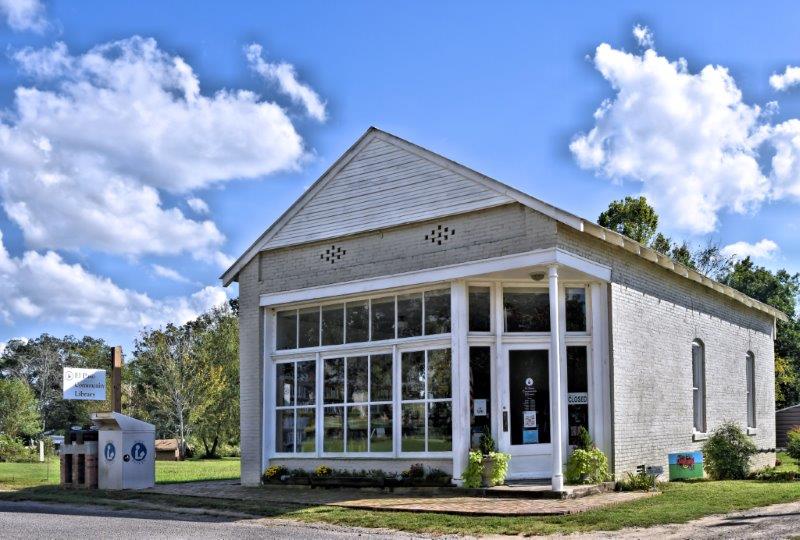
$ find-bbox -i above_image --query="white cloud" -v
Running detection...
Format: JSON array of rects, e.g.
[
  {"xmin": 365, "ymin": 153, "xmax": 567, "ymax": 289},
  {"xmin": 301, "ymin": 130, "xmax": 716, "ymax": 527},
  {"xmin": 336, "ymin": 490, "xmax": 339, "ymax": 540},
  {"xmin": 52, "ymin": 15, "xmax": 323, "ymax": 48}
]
[
  {"xmin": 186, "ymin": 197, "xmax": 210, "ymax": 215},
  {"xmin": 0, "ymin": 37, "xmax": 313, "ymax": 262},
  {"xmin": 0, "ymin": 230, "xmax": 228, "ymax": 329},
  {"xmin": 769, "ymin": 66, "xmax": 800, "ymax": 91},
  {"xmin": 245, "ymin": 43, "xmax": 327, "ymax": 122},
  {"xmin": 151, "ymin": 264, "xmax": 191, "ymax": 284},
  {"xmin": 721, "ymin": 239, "xmax": 779, "ymax": 260},
  {"xmin": 0, "ymin": 0, "xmax": 46, "ymax": 32},
  {"xmin": 632, "ymin": 24, "xmax": 654, "ymax": 49},
  {"xmin": 571, "ymin": 37, "xmax": 778, "ymax": 234}
]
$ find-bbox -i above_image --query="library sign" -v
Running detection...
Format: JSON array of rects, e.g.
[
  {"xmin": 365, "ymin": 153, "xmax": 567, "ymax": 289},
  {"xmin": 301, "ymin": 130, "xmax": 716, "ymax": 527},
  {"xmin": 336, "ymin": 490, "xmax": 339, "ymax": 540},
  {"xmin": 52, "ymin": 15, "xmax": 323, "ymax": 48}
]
[{"xmin": 63, "ymin": 367, "xmax": 107, "ymax": 401}]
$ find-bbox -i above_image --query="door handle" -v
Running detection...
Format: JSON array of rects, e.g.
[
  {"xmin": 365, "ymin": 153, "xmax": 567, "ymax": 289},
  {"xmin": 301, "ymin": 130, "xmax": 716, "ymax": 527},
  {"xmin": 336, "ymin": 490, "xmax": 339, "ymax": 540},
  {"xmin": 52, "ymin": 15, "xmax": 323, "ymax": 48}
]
[{"xmin": 502, "ymin": 409, "xmax": 509, "ymax": 432}]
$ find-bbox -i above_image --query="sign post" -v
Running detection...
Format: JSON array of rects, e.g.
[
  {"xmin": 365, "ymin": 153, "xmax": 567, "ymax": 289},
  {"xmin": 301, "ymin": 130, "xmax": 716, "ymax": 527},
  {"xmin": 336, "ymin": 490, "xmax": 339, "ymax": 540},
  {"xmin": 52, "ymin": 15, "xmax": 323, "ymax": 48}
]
[{"xmin": 111, "ymin": 346, "xmax": 122, "ymax": 412}]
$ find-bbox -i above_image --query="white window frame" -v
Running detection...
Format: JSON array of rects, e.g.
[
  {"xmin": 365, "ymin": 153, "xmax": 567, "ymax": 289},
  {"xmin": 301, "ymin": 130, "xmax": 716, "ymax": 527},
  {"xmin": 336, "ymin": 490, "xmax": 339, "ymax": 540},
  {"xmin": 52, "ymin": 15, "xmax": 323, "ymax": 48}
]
[
  {"xmin": 273, "ymin": 284, "xmax": 453, "ymax": 354},
  {"xmin": 692, "ymin": 340, "xmax": 707, "ymax": 435},
  {"xmin": 319, "ymin": 350, "xmax": 395, "ymax": 458},
  {"xmin": 746, "ymin": 351, "xmax": 756, "ymax": 431},
  {"xmin": 273, "ymin": 356, "xmax": 317, "ymax": 456},
  {"xmin": 398, "ymin": 345, "xmax": 454, "ymax": 457}
]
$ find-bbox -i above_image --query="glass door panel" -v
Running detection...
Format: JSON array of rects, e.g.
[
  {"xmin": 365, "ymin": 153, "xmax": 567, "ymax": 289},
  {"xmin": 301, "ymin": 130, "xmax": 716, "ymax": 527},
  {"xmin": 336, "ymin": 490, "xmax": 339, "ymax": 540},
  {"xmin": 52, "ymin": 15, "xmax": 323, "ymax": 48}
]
[{"xmin": 508, "ymin": 349, "xmax": 550, "ymax": 445}]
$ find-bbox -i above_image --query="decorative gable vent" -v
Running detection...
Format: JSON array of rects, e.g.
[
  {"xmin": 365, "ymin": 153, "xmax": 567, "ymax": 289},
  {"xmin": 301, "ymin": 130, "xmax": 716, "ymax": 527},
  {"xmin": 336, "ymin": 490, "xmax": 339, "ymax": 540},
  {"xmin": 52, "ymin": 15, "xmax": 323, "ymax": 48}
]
[
  {"xmin": 320, "ymin": 244, "xmax": 346, "ymax": 264},
  {"xmin": 425, "ymin": 224, "xmax": 455, "ymax": 246}
]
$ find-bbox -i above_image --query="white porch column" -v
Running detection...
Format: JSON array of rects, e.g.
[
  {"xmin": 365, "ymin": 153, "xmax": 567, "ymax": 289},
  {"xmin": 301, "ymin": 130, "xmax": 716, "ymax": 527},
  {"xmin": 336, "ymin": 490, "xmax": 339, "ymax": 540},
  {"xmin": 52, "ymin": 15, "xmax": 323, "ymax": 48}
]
[
  {"xmin": 548, "ymin": 265, "xmax": 565, "ymax": 491},
  {"xmin": 450, "ymin": 280, "xmax": 470, "ymax": 484}
]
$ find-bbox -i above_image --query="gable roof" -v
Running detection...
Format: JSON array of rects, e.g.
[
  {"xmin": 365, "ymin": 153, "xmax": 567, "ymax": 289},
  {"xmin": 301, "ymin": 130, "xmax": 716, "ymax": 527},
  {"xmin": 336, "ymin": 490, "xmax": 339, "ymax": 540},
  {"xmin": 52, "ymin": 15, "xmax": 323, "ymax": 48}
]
[{"xmin": 222, "ymin": 127, "xmax": 788, "ymax": 323}]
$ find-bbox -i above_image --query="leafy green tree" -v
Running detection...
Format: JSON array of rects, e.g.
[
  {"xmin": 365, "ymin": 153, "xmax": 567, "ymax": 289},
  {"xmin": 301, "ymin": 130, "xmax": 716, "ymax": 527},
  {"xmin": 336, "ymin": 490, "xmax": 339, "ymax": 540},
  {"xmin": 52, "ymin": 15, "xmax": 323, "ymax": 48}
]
[
  {"xmin": 0, "ymin": 335, "xmax": 113, "ymax": 432},
  {"xmin": 0, "ymin": 378, "xmax": 42, "ymax": 439},
  {"xmin": 721, "ymin": 258, "xmax": 800, "ymax": 408},
  {"xmin": 598, "ymin": 196, "xmax": 659, "ymax": 245}
]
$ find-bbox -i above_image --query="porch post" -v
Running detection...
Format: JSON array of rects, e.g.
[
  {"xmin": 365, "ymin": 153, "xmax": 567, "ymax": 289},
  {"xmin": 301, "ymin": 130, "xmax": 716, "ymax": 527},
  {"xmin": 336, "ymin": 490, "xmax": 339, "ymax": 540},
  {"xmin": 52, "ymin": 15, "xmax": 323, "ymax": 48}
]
[
  {"xmin": 548, "ymin": 265, "xmax": 565, "ymax": 491},
  {"xmin": 451, "ymin": 280, "xmax": 470, "ymax": 484}
]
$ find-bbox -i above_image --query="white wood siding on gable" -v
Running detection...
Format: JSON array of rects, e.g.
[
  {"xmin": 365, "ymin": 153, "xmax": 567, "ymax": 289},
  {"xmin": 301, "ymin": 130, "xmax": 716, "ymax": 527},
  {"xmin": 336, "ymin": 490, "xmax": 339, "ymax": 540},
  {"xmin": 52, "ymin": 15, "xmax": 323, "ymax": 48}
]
[{"xmin": 263, "ymin": 137, "xmax": 514, "ymax": 249}]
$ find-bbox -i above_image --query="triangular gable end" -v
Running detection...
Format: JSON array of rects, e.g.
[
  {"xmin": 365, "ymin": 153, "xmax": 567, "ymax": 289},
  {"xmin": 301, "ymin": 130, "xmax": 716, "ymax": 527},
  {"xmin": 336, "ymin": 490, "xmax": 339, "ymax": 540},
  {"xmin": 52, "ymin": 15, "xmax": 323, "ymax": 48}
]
[{"xmin": 264, "ymin": 132, "xmax": 516, "ymax": 250}]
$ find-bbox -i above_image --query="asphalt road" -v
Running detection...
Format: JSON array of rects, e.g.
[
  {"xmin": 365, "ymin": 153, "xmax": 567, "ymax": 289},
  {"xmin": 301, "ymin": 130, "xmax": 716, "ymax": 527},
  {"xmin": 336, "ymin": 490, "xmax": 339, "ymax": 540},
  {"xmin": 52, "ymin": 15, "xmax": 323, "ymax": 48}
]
[{"xmin": 0, "ymin": 500, "xmax": 432, "ymax": 539}]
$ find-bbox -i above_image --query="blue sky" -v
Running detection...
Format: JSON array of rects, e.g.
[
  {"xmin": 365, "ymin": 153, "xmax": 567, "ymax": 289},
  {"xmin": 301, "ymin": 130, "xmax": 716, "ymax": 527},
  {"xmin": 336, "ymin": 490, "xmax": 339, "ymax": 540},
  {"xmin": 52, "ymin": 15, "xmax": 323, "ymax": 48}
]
[{"xmin": 1, "ymin": 1, "xmax": 799, "ymax": 352}]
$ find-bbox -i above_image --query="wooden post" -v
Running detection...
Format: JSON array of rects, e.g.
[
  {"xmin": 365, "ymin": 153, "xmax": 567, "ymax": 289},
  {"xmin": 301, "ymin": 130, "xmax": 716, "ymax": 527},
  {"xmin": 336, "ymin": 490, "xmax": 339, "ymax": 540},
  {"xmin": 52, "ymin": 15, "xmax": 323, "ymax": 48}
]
[{"xmin": 111, "ymin": 346, "xmax": 122, "ymax": 413}]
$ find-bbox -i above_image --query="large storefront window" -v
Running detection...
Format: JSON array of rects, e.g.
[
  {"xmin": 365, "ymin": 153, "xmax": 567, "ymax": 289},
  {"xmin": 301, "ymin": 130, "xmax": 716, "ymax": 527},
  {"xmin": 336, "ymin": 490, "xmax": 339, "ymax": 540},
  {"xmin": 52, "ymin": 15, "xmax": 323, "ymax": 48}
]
[
  {"xmin": 276, "ymin": 287, "xmax": 451, "ymax": 350},
  {"xmin": 275, "ymin": 359, "xmax": 316, "ymax": 453},
  {"xmin": 323, "ymin": 353, "xmax": 393, "ymax": 453},
  {"xmin": 401, "ymin": 348, "xmax": 453, "ymax": 452}
]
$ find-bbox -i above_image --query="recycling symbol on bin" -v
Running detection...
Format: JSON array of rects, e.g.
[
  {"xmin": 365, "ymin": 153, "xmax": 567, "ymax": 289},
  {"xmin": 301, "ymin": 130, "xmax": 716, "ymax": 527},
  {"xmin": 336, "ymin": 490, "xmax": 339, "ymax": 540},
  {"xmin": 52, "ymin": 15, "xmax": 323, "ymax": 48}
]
[
  {"xmin": 131, "ymin": 442, "xmax": 148, "ymax": 462},
  {"xmin": 103, "ymin": 442, "xmax": 116, "ymax": 461}
]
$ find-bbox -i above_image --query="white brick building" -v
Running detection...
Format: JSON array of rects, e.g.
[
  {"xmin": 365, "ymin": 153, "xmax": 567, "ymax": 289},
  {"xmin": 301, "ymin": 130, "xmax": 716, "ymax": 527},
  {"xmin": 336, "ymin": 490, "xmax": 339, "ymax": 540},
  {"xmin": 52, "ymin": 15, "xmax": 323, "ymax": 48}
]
[{"xmin": 223, "ymin": 128, "xmax": 786, "ymax": 489}]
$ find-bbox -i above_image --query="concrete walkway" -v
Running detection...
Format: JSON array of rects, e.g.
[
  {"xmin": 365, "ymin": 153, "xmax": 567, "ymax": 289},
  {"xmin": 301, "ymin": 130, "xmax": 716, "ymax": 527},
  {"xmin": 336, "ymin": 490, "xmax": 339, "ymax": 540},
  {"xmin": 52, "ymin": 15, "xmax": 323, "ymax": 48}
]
[{"xmin": 147, "ymin": 480, "xmax": 656, "ymax": 516}]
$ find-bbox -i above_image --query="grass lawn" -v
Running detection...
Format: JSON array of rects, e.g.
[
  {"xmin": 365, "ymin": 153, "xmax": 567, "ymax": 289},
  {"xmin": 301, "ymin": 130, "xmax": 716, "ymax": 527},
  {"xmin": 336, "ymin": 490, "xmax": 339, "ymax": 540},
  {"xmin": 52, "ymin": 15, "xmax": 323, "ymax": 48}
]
[
  {"xmin": 0, "ymin": 457, "xmax": 240, "ymax": 489},
  {"xmin": 776, "ymin": 450, "xmax": 798, "ymax": 472},
  {"xmin": 3, "ymin": 455, "xmax": 800, "ymax": 536}
]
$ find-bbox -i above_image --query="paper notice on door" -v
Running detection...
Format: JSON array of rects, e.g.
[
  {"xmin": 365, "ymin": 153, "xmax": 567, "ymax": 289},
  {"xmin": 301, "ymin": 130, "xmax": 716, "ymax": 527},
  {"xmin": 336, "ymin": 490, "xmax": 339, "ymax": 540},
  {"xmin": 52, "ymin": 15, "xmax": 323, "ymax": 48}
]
[
  {"xmin": 473, "ymin": 399, "xmax": 487, "ymax": 417},
  {"xmin": 523, "ymin": 410, "xmax": 537, "ymax": 428}
]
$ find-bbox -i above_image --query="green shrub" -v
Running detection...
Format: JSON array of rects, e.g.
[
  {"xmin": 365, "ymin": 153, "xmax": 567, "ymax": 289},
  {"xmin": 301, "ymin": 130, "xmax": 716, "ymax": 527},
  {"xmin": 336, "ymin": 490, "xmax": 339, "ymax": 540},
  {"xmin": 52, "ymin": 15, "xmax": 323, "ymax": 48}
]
[
  {"xmin": 787, "ymin": 427, "xmax": 800, "ymax": 461},
  {"xmin": 479, "ymin": 430, "xmax": 496, "ymax": 455},
  {"xmin": 615, "ymin": 470, "xmax": 656, "ymax": 491},
  {"xmin": 702, "ymin": 421, "xmax": 757, "ymax": 480},
  {"xmin": 462, "ymin": 450, "xmax": 510, "ymax": 488},
  {"xmin": 565, "ymin": 447, "xmax": 610, "ymax": 484},
  {"xmin": 0, "ymin": 435, "xmax": 35, "ymax": 463},
  {"xmin": 401, "ymin": 463, "xmax": 425, "ymax": 479},
  {"xmin": 749, "ymin": 467, "xmax": 798, "ymax": 482},
  {"xmin": 489, "ymin": 451, "xmax": 510, "ymax": 486},
  {"xmin": 314, "ymin": 465, "xmax": 332, "ymax": 477},
  {"xmin": 463, "ymin": 451, "xmax": 483, "ymax": 488}
]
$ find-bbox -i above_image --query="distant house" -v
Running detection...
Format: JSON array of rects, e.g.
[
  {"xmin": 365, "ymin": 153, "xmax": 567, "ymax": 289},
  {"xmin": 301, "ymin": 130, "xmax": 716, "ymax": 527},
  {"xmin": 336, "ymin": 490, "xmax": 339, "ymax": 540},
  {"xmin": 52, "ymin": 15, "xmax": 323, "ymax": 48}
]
[
  {"xmin": 777, "ymin": 404, "xmax": 800, "ymax": 447},
  {"xmin": 223, "ymin": 127, "xmax": 786, "ymax": 489},
  {"xmin": 154, "ymin": 439, "xmax": 180, "ymax": 461}
]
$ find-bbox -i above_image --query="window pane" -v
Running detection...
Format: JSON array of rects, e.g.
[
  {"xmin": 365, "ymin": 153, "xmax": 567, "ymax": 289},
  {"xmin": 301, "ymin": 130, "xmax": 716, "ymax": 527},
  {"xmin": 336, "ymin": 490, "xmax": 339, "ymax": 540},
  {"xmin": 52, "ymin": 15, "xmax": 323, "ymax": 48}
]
[
  {"xmin": 296, "ymin": 360, "xmax": 316, "ymax": 406},
  {"xmin": 371, "ymin": 297, "xmax": 395, "ymax": 341},
  {"xmin": 427, "ymin": 349, "xmax": 452, "ymax": 399},
  {"xmin": 747, "ymin": 354, "xmax": 756, "ymax": 428},
  {"xmin": 370, "ymin": 354, "xmax": 393, "ymax": 402},
  {"xmin": 298, "ymin": 307, "xmax": 320, "ymax": 348},
  {"xmin": 401, "ymin": 403, "xmax": 425, "ymax": 452},
  {"xmin": 347, "ymin": 356, "xmax": 368, "ymax": 403},
  {"xmin": 424, "ymin": 288, "xmax": 451, "ymax": 335},
  {"xmin": 692, "ymin": 341, "xmax": 705, "ymax": 432},
  {"xmin": 508, "ymin": 349, "xmax": 550, "ymax": 444},
  {"xmin": 567, "ymin": 346, "xmax": 589, "ymax": 446},
  {"xmin": 321, "ymin": 304, "xmax": 344, "ymax": 346},
  {"xmin": 469, "ymin": 347, "xmax": 492, "ymax": 449},
  {"xmin": 347, "ymin": 405, "xmax": 368, "ymax": 452},
  {"xmin": 276, "ymin": 363, "xmax": 294, "ymax": 406},
  {"xmin": 504, "ymin": 288, "xmax": 550, "ymax": 332},
  {"xmin": 468, "ymin": 286, "xmax": 491, "ymax": 332},
  {"xmin": 401, "ymin": 351, "xmax": 425, "ymax": 400},
  {"xmin": 565, "ymin": 288, "xmax": 587, "ymax": 332},
  {"xmin": 296, "ymin": 408, "xmax": 315, "ymax": 453},
  {"xmin": 397, "ymin": 293, "xmax": 422, "ymax": 338},
  {"xmin": 428, "ymin": 402, "xmax": 452, "ymax": 452},
  {"xmin": 275, "ymin": 409, "xmax": 294, "ymax": 452},
  {"xmin": 323, "ymin": 406, "xmax": 344, "ymax": 452},
  {"xmin": 276, "ymin": 310, "xmax": 297, "ymax": 350},
  {"xmin": 370, "ymin": 404, "xmax": 393, "ymax": 452},
  {"xmin": 345, "ymin": 301, "xmax": 369, "ymax": 343},
  {"xmin": 324, "ymin": 358, "xmax": 344, "ymax": 404}
]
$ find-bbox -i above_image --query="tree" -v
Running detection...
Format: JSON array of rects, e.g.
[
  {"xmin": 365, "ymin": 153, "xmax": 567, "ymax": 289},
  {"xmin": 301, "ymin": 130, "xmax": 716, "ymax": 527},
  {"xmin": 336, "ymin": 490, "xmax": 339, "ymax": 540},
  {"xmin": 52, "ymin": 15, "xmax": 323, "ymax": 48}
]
[
  {"xmin": 721, "ymin": 258, "xmax": 800, "ymax": 408},
  {"xmin": 0, "ymin": 335, "xmax": 113, "ymax": 432},
  {"xmin": 598, "ymin": 196, "xmax": 659, "ymax": 244},
  {"xmin": 128, "ymin": 299, "xmax": 239, "ymax": 458},
  {"xmin": 0, "ymin": 378, "xmax": 42, "ymax": 439}
]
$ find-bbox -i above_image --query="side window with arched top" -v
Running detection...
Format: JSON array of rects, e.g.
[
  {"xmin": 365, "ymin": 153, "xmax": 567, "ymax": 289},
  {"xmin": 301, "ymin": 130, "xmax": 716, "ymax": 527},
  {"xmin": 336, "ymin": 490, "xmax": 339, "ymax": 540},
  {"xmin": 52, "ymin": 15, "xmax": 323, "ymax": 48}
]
[
  {"xmin": 692, "ymin": 340, "xmax": 706, "ymax": 433},
  {"xmin": 746, "ymin": 352, "xmax": 756, "ymax": 429}
]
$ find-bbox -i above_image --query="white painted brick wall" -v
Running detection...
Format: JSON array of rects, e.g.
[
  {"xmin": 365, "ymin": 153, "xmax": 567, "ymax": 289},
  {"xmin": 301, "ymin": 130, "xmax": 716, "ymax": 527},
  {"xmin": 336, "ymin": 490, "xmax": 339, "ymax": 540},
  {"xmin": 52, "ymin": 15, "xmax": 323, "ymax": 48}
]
[{"xmin": 558, "ymin": 225, "xmax": 776, "ymax": 477}]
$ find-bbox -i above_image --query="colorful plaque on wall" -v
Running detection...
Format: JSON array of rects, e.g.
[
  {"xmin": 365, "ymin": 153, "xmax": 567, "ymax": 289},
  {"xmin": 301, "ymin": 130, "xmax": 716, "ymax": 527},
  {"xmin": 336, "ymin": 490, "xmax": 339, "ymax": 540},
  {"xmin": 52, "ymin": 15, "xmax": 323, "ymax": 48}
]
[{"xmin": 668, "ymin": 451, "xmax": 704, "ymax": 480}]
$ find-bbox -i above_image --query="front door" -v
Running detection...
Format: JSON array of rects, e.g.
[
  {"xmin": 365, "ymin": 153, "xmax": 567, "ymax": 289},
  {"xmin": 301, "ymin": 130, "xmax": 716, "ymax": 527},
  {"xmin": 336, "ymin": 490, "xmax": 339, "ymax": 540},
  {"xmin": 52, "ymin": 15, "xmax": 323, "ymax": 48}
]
[{"xmin": 499, "ymin": 345, "xmax": 552, "ymax": 479}]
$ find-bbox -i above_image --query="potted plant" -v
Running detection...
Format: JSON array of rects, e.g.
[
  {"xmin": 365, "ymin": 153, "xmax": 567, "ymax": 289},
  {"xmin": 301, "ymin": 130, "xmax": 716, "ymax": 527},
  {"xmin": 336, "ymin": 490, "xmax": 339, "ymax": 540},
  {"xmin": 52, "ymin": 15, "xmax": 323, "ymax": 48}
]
[
  {"xmin": 463, "ymin": 430, "xmax": 510, "ymax": 488},
  {"xmin": 565, "ymin": 427, "xmax": 610, "ymax": 485}
]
